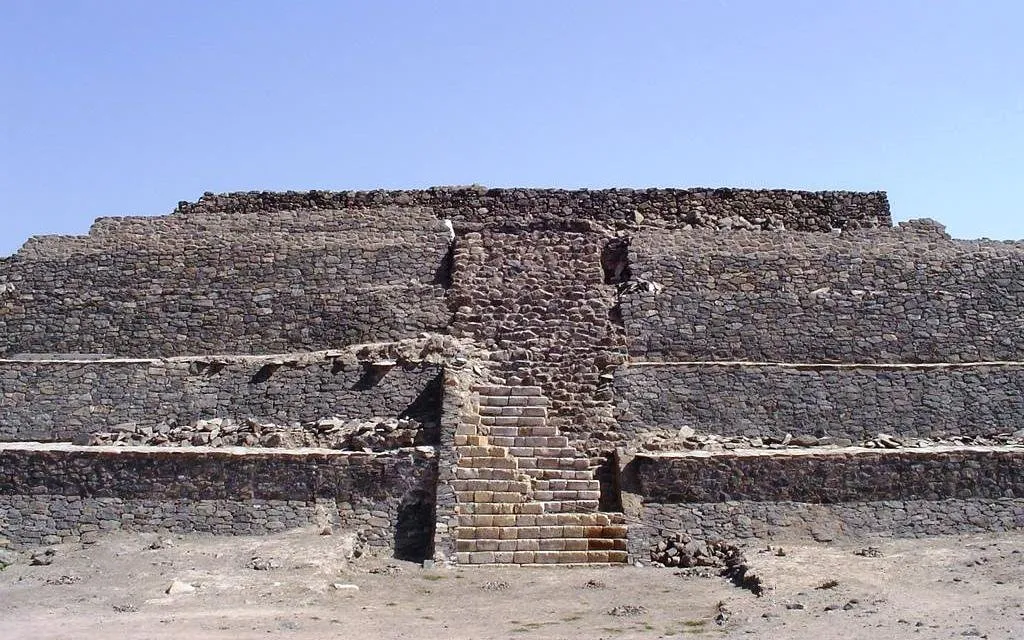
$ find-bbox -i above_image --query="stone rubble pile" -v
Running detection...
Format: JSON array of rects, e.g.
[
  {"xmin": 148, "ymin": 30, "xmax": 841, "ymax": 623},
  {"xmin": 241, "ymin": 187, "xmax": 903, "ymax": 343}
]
[
  {"xmin": 637, "ymin": 428, "xmax": 1024, "ymax": 453},
  {"xmin": 650, "ymin": 532, "xmax": 764, "ymax": 595},
  {"xmin": 82, "ymin": 416, "xmax": 434, "ymax": 451}
]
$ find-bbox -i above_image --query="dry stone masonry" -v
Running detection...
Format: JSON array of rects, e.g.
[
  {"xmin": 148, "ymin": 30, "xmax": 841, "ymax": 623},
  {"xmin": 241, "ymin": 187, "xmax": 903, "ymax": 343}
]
[{"xmin": 1, "ymin": 186, "xmax": 1022, "ymax": 566}]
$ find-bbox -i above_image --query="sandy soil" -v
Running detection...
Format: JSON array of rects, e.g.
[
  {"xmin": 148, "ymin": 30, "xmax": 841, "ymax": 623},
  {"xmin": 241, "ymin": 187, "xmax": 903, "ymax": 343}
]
[{"xmin": 2, "ymin": 528, "xmax": 1023, "ymax": 639}]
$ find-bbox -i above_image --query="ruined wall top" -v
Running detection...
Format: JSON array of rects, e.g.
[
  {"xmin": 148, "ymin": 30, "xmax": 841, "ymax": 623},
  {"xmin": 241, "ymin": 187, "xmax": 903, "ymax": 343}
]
[{"xmin": 168, "ymin": 186, "xmax": 891, "ymax": 232}]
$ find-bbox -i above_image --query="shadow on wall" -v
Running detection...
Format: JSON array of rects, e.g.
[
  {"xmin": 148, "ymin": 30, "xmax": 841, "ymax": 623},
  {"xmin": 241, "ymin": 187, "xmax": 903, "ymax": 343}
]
[{"xmin": 394, "ymin": 489, "xmax": 436, "ymax": 561}]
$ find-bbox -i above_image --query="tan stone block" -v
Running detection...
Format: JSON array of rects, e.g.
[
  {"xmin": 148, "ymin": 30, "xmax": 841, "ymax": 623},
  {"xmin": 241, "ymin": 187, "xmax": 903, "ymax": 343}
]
[
  {"xmin": 538, "ymin": 526, "xmax": 563, "ymax": 539},
  {"xmin": 562, "ymin": 551, "xmax": 588, "ymax": 564},
  {"xmin": 473, "ymin": 491, "xmax": 494, "ymax": 503},
  {"xmin": 456, "ymin": 552, "xmax": 472, "ymax": 564},
  {"xmin": 517, "ymin": 526, "xmax": 540, "ymax": 538},
  {"xmin": 513, "ymin": 515, "xmax": 536, "ymax": 526},
  {"xmin": 537, "ymin": 515, "xmax": 559, "ymax": 526},
  {"xmin": 518, "ymin": 457, "xmax": 538, "ymax": 469},
  {"xmin": 603, "ymin": 525, "xmax": 628, "ymax": 538},
  {"xmin": 492, "ymin": 514, "xmax": 516, "ymax": 527},
  {"xmin": 587, "ymin": 550, "xmax": 609, "ymax": 563},
  {"xmin": 476, "ymin": 526, "xmax": 499, "ymax": 539},
  {"xmin": 466, "ymin": 435, "xmax": 488, "ymax": 446},
  {"xmin": 588, "ymin": 538, "xmax": 615, "ymax": 551},
  {"xmin": 498, "ymin": 540, "xmax": 517, "ymax": 552},
  {"xmin": 534, "ymin": 551, "xmax": 560, "ymax": 564},
  {"xmin": 517, "ymin": 503, "xmax": 544, "ymax": 515},
  {"xmin": 494, "ymin": 551, "xmax": 515, "ymax": 564},
  {"xmin": 608, "ymin": 551, "xmax": 628, "ymax": 563},
  {"xmin": 564, "ymin": 538, "xmax": 588, "ymax": 551},
  {"xmin": 457, "ymin": 540, "xmax": 476, "ymax": 552},
  {"xmin": 476, "ymin": 539, "xmax": 499, "ymax": 552},
  {"xmin": 457, "ymin": 527, "xmax": 476, "ymax": 540},
  {"xmin": 513, "ymin": 551, "xmax": 536, "ymax": 564},
  {"xmin": 468, "ymin": 552, "xmax": 495, "ymax": 564},
  {"xmin": 498, "ymin": 527, "xmax": 518, "ymax": 540},
  {"xmin": 454, "ymin": 434, "xmax": 469, "ymax": 446},
  {"xmin": 539, "ymin": 538, "xmax": 565, "ymax": 551},
  {"xmin": 516, "ymin": 538, "xmax": 540, "ymax": 551},
  {"xmin": 509, "ymin": 481, "xmax": 532, "ymax": 493},
  {"xmin": 493, "ymin": 492, "xmax": 524, "ymax": 503}
]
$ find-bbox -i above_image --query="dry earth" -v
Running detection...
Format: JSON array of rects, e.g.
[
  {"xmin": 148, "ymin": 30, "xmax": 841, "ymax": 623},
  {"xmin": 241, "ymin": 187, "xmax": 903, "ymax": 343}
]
[{"xmin": 1, "ymin": 527, "xmax": 1023, "ymax": 639}]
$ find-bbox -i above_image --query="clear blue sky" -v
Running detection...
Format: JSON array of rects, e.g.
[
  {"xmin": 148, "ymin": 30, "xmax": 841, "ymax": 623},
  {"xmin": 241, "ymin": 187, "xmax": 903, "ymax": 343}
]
[{"xmin": 2, "ymin": 1, "xmax": 1021, "ymax": 256}]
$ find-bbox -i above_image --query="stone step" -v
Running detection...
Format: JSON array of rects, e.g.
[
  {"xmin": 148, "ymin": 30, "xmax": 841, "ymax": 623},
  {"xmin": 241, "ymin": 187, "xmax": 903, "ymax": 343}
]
[
  {"xmin": 453, "ymin": 434, "xmax": 489, "ymax": 446},
  {"xmin": 455, "ymin": 444, "xmax": 510, "ymax": 458},
  {"xmin": 532, "ymin": 500, "xmax": 600, "ymax": 513},
  {"xmin": 506, "ymin": 445, "xmax": 578, "ymax": 458},
  {"xmin": 454, "ymin": 467, "xmax": 522, "ymax": 481},
  {"xmin": 457, "ymin": 525, "xmax": 627, "ymax": 542},
  {"xmin": 456, "ymin": 500, "xmax": 601, "ymax": 515},
  {"xmin": 529, "ymin": 490, "xmax": 601, "ymax": 501},
  {"xmin": 478, "ymin": 395, "xmax": 550, "ymax": 408},
  {"xmin": 450, "ymin": 479, "xmax": 532, "ymax": 493},
  {"xmin": 457, "ymin": 512, "xmax": 615, "ymax": 527},
  {"xmin": 532, "ymin": 479, "xmax": 601, "ymax": 492},
  {"xmin": 483, "ymin": 425, "xmax": 557, "ymax": 438},
  {"xmin": 472, "ymin": 385, "xmax": 545, "ymax": 397},
  {"xmin": 520, "ymin": 468, "xmax": 597, "ymax": 481},
  {"xmin": 455, "ymin": 491, "xmax": 525, "ymax": 504},
  {"xmin": 456, "ymin": 537, "xmax": 628, "ymax": 553},
  {"xmin": 478, "ymin": 406, "xmax": 548, "ymax": 418},
  {"xmin": 458, "ymin": 456, "xmax": 518, "ymax": 469},
  {"xmin": 518, "ymin": 457, "xmax": 591, "ymax": 471},
  {"xmin": 456, "ymin": 550, "xmax": 629, "ymax": 565}
]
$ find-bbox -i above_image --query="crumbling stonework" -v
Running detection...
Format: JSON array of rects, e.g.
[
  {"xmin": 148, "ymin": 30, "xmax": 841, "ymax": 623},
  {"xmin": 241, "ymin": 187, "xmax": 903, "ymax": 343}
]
[
  {"xmin": 2, "ymin": 186, "xmax": 1023, "ymax": 564},
  {"xmin": 0, "ymin": 354, "xmax": 442, "ymax": 443}
]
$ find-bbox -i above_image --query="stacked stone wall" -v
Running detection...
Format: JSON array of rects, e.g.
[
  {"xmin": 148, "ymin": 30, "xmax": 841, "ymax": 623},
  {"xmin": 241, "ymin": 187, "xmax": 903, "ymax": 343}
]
[
  {"xmin": 614, "ymin": 363, "xmax": 1024, "ymax": 441},
  {"xmin": 448, "ymin": 230, "xmax": 624, "ymax": 439},
  {"xmin": 0, "ymin": 443, "xmax": 437, "ymax": 557},
  {"xmin": 628, "ymin": 447, "xmax": 1024, "ymax": 545},
  {"xmin": 621, "ymin": 222, "xmax": 1024, "ymax": 363},
  {"xmin": 0, "ymin": 356, "xmax": 442, "ymax": 442},
  {"xmin": 1, "ymin": 208, "xmax": 451, "ymax": 357}
]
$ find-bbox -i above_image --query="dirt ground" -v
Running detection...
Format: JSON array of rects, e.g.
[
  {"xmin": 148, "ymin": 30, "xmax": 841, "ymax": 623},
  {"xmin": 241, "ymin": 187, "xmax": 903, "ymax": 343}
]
[{"xmin": 1, "ymin": 527, "xmax": 1023, "ymax": 639}]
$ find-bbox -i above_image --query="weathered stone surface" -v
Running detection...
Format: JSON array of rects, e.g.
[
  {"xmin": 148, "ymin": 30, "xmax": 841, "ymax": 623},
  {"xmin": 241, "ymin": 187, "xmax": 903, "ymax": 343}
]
[
  {"xmin": 0, "ymin": 354, "xmax": 442, "ymax": 443},
  {"xmin": 615, "ymin": 363, "xmax": 1024, "ymax": 441},
  {"xmin": 0, "ymin": 444, "xmax": 437, "ymax": 558},
  {"xmin": 621, "ymin": 223, "xmax": 1024, "ymax": 363}
]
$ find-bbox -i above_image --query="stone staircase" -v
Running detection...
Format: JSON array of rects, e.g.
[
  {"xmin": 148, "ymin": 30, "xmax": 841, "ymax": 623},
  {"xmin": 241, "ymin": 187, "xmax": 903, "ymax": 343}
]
[{"xmin": 452, "ymin": 385, "xmax": 628, "ymax": 564}]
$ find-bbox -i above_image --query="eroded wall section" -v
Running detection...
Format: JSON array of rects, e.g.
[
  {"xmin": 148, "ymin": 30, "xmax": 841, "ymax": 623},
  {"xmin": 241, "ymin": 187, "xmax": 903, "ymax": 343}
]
[{"xmin": 0, "ymin": 444, "xmax": 438, "ymax": 558}]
